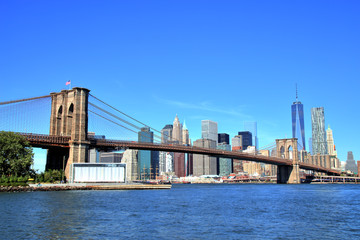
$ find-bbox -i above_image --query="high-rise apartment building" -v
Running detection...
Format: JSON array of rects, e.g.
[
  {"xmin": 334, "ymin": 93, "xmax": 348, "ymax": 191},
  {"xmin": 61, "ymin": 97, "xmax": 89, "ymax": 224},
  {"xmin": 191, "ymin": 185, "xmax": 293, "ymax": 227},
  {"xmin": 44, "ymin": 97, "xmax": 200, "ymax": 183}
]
[
  {"xmin": 244, "ymin": 122, "xmax": 258, "ymax": 150},
  {"xmin": 237, "ymin": 131, "xmax": 252, "ymax": 150},
  {"xmin": 202, "ymin": 120, "xmax": 218, "ymax": 144},
  {"xmin": 193, "ymin": 138, "xmax": 217, "ymax": 176},
  {"xmin": 311, "ymin": 107, "xmax": 328, "ymax": 155},
  {"xmin": 218, "ymin": 133, "xmax": 230, "ymax": 144},
  {"xmin": 326, "ymin": 125, "xmax": 337, "ymax": 157},
  {"xmin": 159, "ymin": 124, "xmax": 173, "ymax": 174},
  {"xmin": 291, "ymin": 89, "xmax": 306, "ymax": 151}
]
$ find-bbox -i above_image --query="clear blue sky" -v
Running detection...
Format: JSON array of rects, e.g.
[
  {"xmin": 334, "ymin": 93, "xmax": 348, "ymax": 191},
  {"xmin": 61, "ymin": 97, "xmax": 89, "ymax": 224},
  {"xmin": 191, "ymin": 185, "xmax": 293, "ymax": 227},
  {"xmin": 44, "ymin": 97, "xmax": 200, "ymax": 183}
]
[{"xmin": 1, "ymin": 0, "xmax": 359, "ymax": 171}]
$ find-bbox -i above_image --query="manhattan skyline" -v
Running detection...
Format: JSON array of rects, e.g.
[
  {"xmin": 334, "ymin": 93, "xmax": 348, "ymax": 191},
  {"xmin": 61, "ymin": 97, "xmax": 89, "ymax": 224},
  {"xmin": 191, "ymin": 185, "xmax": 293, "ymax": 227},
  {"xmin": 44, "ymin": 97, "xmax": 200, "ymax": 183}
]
[{"xmin": 1, "ymin": 1, "xmax": 359, "ymax": 170}]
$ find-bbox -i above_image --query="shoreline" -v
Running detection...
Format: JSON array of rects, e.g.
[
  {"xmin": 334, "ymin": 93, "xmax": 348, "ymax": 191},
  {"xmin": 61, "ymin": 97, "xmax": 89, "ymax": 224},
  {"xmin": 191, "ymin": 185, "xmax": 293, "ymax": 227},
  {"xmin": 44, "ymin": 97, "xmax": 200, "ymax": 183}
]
[{"xmin": 0, "ymin": 183, "xmax": 172, "ymax": 192}]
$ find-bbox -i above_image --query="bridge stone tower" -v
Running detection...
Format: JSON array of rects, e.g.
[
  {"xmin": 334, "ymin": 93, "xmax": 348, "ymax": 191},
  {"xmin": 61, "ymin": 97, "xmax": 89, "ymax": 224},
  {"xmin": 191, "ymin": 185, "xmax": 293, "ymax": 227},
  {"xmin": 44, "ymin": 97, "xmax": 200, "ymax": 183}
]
[
  {"xmin": 46, "ymin": 87, "xmax": 90, "ymax": 179},
  {"xmin": 276, "ymin": 138, "xmax": 300, "ymax": 184}
]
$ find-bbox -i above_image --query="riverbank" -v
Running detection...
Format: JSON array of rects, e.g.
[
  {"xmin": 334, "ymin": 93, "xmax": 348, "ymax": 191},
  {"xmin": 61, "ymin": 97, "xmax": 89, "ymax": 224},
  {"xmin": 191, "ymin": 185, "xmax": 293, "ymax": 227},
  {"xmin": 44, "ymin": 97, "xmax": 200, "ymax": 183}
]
[{"xmin": 0, "ymin": 183, "xmax": 172, "ymax": 192}]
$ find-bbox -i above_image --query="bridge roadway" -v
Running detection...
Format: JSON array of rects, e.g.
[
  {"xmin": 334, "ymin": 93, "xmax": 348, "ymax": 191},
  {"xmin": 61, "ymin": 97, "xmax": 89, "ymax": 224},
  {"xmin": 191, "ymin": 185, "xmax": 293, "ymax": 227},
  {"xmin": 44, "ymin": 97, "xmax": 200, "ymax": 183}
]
[{"xmin": 21, "ymin": 133, "xmax": 340, "ymax": 175}]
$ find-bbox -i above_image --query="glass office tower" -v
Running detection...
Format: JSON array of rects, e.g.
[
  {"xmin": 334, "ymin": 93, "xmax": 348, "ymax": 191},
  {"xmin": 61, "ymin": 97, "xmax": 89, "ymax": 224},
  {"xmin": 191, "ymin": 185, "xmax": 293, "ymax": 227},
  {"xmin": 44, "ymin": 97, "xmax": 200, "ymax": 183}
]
[
  {"xmin": 291, "ymin": 100, "xmax": 306, "ymax": 151},
  {"xmin": 244, "ymin": 122, "xmax": 258, "ymax": 150}
]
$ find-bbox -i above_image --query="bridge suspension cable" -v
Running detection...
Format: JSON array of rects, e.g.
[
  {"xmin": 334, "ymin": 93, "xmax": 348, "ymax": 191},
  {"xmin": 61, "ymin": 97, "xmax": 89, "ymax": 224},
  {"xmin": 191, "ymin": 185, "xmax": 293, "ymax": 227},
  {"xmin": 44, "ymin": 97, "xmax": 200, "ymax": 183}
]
[
  {"xmin": 88, "ymin": 94, "xmax": 173, "ymax": 143},
  {"xmin": 0, "ymin": 95, "xmax": 51, "ymax": 106}
]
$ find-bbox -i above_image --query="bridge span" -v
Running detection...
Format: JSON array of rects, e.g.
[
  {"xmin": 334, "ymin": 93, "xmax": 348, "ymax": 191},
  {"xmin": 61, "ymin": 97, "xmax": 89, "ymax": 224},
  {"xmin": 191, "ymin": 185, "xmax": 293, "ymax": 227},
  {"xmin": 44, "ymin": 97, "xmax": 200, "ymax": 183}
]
[
  {"xmin": 1, "ymin": 87, "xmax": 341, "ymax": 184},
  {"xmin": 21, "ymin": 133, "xmax": 340, "ymax": 177}
]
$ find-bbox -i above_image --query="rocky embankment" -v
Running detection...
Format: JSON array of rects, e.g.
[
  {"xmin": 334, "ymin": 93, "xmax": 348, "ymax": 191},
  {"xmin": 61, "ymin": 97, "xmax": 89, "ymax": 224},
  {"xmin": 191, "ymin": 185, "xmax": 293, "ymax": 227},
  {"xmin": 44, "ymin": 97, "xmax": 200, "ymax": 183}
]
[{"xmin": 0, "ymin": 185, "xmax": 92, "ymax": 192}]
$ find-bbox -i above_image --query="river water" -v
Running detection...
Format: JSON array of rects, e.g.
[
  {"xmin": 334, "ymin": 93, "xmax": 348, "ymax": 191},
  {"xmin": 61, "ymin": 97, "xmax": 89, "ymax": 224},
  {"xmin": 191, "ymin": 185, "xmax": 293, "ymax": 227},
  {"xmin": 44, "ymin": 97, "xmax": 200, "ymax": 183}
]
[{"xmin": 1, "ymin": 184, "xmax": 360, "ymax": 239}]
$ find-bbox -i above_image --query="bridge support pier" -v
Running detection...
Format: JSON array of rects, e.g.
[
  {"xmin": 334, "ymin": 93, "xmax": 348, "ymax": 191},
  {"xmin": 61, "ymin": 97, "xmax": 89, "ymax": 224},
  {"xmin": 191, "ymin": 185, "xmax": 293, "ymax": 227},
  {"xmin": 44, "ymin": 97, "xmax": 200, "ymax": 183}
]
[{"xmin": 277, "ymin": 163, "xmax": 300, "ymax": 184}]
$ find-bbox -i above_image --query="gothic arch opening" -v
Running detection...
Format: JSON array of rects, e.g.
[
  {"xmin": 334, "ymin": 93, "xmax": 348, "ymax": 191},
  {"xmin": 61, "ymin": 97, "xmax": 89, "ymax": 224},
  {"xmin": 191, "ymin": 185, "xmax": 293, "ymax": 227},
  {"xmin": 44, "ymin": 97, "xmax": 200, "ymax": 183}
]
[
  {"xmin": 288, "ymin": 145, "xmax": 293, "ymax": 159},
  {"xmin": 67, "ymin": 103, "xmax": 74, "ymax": 136},
  {"xmin": 56, "ymin": 106, "xmax": 63, "ymax": 135},
  {"xmin": 280, "ymin": 146, "xmax": 285, "ymax": 158}
]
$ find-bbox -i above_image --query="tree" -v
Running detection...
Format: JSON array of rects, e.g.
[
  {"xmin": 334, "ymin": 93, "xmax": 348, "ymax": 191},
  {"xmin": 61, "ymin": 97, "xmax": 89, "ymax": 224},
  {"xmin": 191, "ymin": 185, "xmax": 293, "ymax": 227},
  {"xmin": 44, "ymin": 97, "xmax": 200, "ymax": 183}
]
[{"xmin": 0, "ymin": 131, "xmax": 34, "ymax": 176}]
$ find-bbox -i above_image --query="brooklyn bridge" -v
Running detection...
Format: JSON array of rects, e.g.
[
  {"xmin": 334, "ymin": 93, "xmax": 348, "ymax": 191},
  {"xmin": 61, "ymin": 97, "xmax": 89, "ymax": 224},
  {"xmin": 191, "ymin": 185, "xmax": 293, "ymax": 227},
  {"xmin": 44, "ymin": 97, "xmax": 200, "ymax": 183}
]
[{"xmin": 0, "ymin": 87, "xmax": 340, "ymax": 184}]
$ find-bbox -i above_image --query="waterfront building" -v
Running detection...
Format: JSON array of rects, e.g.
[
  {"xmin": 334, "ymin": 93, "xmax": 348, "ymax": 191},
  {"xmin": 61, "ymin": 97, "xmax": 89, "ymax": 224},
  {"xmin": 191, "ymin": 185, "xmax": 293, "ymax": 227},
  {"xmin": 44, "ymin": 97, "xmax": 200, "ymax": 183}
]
[
  {"xmin": 291, "ymin": 89, "xmax": 306, "ymax": 151},
  {"xmin": 259, "ymin": 150, "xmax": 277, "ymax": 176},
  {"xmin": 89, "ymin": 148, "xmax": 100, "ymax": 163},
  {"xmin": 243, "ymin": 161, "xmax": 262, "ymax": 176},
  {"xmin": 311, "ymin": 107, "xmax": 328, "ymax": 155},
  {"xmin": 202, "ymin": 120, "xmax": 218, "ymax": 144},
  {"xmin": 358, "ymin": 161, "xmax": 360, "ymax": 177},
  {"xmin": 237, "ymin": 131, "xmax": 253, "ymax": 150},
  {"xmin": 217, "ymin": 142, "xmax": 232, "ymax": 176},
  {"xmin": 218, "ymin": 133, "xmax": 230, "ymax": 145},
  {"xmin": 193, "ymin": 138, "xmax": 217, "ymax": 176},
  {"xmin": 326, "ymin": 125, "xmax": 337, "ymax": 157},
  {"xmin": 174, "ymin": 152, "xmax": 185, "ymax": 177},
  {"xmin": 308, "ymin": 154, "xmax": 331, "ymax": 169},
  {"xmin": 345, "ymin": 151, "xmax": 357, "ymax": 173},
  {"xmin": 138, "ymin": 127, "xmax": 157, "ymax": 179},
  {"xmin": 182, "ymin": 120, "xmax": 190, "ymax": 145},
  {"xmin": 231, "ymin": 136, "xmax": 243, "ymax": 174},
  {"xmin": 160, "ymin": 124, "xmax": 173, "ymax": 174},
  {"xmin": 165, "ymin": 152, "xmax": 173, "ymax": 173},
  {"xmin": 121, "ymin": 149, "xmax": 138, "ymax": 181},
  {"xmin": 99, "ymin": 152, "xmax": 123, "ymax": 163},
  {"xmin": 244, "ymin": 121, "xmax": 258, "ymax": 150}
]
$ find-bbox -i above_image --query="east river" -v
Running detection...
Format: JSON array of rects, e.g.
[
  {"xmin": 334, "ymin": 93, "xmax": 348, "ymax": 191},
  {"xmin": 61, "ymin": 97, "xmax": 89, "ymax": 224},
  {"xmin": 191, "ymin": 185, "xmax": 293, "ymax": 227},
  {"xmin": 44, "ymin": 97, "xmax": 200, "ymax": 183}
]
[{"xmin": 1, "ymin": 184, "xmax": 360, "ymax": 239}]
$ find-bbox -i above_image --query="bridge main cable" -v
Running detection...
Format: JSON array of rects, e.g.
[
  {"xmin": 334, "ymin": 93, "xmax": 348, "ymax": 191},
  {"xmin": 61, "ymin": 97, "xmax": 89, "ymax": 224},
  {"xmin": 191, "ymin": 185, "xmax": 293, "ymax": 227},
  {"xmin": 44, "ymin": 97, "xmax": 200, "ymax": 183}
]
[
  {"xmin": 0, "ymin": 95, "xmax": 51, "ymax": 105},
  {"xmin": 89, "ymin": 94, "xmax": 164, "ymax": 136}
]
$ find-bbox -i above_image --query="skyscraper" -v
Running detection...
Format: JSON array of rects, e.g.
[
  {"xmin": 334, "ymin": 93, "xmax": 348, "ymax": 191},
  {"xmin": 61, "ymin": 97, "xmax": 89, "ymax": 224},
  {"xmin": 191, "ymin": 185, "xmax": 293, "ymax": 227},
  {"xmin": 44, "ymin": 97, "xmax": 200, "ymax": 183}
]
[
  {"xmin": 345, "ymin": 151, "xmax": 357, "ymax": 173},
  {"xmin": 237, "ymin": 131, "xmax": 252, "ymax": 150},
  {"xmin": 138, "ymin": 127, "xmax": 153, "ymax": 179},
  {"xmin": 244, "ymin": 122, "xmax": 258, "ymax": 150},
  {"xmin": 161, "ymin": 124, "xmax": 173, "ymax": 144},
  {"xmin": 326, "ymin": 125, "xmax": 337, "ymax": 157},
  {"xmin": 193, "ymin": 138, "xmax": 217, "ymax": 176},
  {"xmin": 217, "ymin": 142, "xmax": 232, "ymax": 176},
  {"xmin": 182, "ymin": 120, "xmax": 190, "ymax": 145},
  {"xmin": 159, "ymin": 124, "xmax": 173, "ymax": 174},
  {"xmin": 218, "ymin": 133, "xmax": 230, "ymax": 145},
  {"xmin": 311, "ymin": 107, "xmax": 328, "ymax": 155},
  {"xmin": 308, "ymin": 138, "xmax": 313, "ymax": 155},
  {"xmin": 201, "ymin": 120, "xmax": 218, "ymax": 144},
  {"xmin": 172, "ymin": 115, "xmax": 182, "ymax": 143},
  {"xmin": 291, "ymin": 88, "xmax": 306, "ymax": 151}
]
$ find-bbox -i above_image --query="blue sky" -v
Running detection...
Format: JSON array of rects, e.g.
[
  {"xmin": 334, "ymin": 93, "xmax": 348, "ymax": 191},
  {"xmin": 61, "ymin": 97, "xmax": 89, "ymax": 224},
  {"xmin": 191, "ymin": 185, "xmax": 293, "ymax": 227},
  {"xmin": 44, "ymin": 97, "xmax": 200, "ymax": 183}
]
[{"xmin": 1, "ymin": 0, "xmax": 359, "ymax": 171}]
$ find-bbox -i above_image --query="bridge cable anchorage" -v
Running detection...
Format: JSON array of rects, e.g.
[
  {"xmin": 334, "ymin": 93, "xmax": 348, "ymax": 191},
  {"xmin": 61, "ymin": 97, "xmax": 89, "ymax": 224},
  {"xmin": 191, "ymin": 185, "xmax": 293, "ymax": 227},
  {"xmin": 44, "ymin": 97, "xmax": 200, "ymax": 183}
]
[
  {"xmin": 88, "ymin": 102, "xmax": 163, "ymax": 142},
  {"xmin": 89, "ymin": 94, "xmax": 173, "ymax": 142},
  {"xmin": 0, "ymin": 95, "xmax": 51, "ymax": 105},
  {"xmin": 89, "ymin": 110, "xmax": 162, "ymax": 144}
]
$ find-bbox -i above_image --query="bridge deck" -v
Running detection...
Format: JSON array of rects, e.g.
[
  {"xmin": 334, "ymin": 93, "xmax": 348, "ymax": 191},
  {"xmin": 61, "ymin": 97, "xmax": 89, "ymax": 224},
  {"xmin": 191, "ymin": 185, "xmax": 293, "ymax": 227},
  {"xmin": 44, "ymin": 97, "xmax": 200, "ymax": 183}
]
[{"xmin": 20, "ymin": 133, "xmax": 340, "ymax": 175}]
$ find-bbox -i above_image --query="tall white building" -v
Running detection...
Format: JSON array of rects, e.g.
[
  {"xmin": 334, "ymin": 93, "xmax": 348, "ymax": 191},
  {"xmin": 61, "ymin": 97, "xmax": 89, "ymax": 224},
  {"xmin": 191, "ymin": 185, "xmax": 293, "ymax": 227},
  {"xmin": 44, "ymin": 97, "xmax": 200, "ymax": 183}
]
[
  {"xmin": 201, "ymin": 120, "xmax": 218, "ymax": 144},
  {"xmin": 182, "ymin": 120, "xmax": 190, "ymax": 145},
  {"xmin": 326, "ymin": 125, "xmax": 337, "ymax": 157}
]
